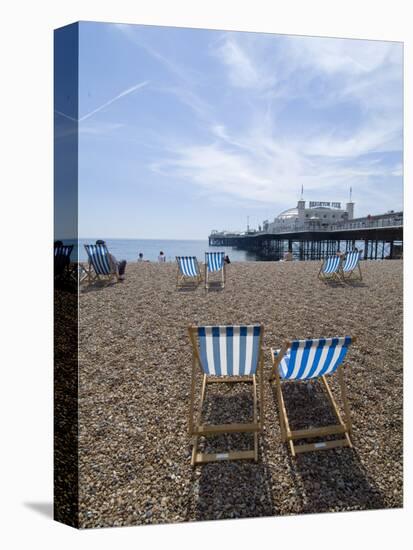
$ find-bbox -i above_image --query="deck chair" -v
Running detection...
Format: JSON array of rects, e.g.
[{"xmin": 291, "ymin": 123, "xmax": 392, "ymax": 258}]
[
  {"xmin": 205, "ymin": 251, "xmax": 225, "ymax": 289},
  {"xmin": 341, "ymin": 251, "xmax": 362, "ymax": 281},
  {"xmin": 54, "ymin": 244, "xmax": 73, "ymax": 279},
  {"xmin": 188, "ymin": 324, "xmax": 264, "ymax": 466},
  {"xmin": 176, "ymin": 256, "xmax": 202, "ymax": 288},
  {"xmin": 270, "ymin": 336, "xmax": 355, "ymax": 456},
  {"xmin": 318, "ymin": 255, "xmax": 342, "ymax": 282},
  {"xmin": 84, "ymin": 243, "xmax": 118, "ymax": 284}
]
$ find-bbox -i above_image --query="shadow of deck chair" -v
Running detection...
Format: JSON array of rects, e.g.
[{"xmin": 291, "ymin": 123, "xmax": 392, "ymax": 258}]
[
  {"xmin": 84, "ymin": 243, "xmax": 118, "ymax": 284},
  {"xmin": 188, "ymin": 325, "xmax": 264, "ymax": 466},
  {"xmin": 341, "ymin": 251, "xmax": 362, "ymax": 282},
  {"xmin": 270, "ymin": 336, "xmax": 355, "ymax": 457},
  {"xmin": 54, "ymin": 244, "xmax": 73, "ymax": 280},
  {"xmin": 176, "ymin": 256, "xmax": 202, "ymax": 288},
  {"xmin": 318, "ymin": 255, "xmax": 342, "ymax": 282},
  {"xmin": 205, "ymin": 252, "xmax": 225, "ymax": 290}
]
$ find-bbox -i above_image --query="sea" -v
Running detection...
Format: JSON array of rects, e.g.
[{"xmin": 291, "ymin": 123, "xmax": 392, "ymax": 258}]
[{"xmin": 76, "ymin": 239, "xmax": 259, "ymax": 263}]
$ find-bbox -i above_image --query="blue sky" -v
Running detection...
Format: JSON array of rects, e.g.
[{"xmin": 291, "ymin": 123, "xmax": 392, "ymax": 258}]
[{"xmin": 73, "ymin": 22, "xmax": 403, "ymax": 239}]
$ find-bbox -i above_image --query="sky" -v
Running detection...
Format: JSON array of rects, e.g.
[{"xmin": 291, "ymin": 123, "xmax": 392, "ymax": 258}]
[{"xmin": 71, "ymin": 22, "xmax": 402, "ymax": 239}]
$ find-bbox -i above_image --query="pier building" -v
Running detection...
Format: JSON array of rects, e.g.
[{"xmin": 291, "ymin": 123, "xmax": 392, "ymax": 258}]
[
  {"xmin": 263, "ymin": 199, "xmax": 354, "ymax": 233},
  {"xmin": 209, "ymin": 198, "xmax": 403, "ymax": 261}
]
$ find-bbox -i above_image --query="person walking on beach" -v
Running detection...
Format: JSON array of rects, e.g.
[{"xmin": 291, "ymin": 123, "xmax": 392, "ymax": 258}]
[
  {"xmin": 96, "ymin": 240, "xmax": 127, "ymax": 281},
  {"xmin": 158, "ymin": 251, "xmax": 166, "ymax": 262}
]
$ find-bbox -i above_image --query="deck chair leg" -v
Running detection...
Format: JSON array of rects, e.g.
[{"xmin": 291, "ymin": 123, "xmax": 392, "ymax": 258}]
[
  {"xmin": 338, "ymin": 366, "xmax": 352, "ymax": 436},
  {"xmin": 276, "ymin": 376, "xmax": 295, "ymax": 456},
  {"xmin": 321, "ymin": 375, "xmax": 353, "ymax": 448},
  {"xmin": 253, "ymin": 375, "xmax": 258, "ymax": 461},
  {"xmin": 275, "ymin": 375, "xmax": 287, "ymax": 443},
  {"xmin": 259, "ymin": 357, "xmax": 264, "ymax": 430},
  {"xmin": 191, "ymin": 374, "xmax": 208, "ymax": 468}
]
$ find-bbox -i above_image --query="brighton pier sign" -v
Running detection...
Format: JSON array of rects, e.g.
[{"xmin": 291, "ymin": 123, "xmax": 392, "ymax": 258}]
[{"xmin": 309, "ymin": 201, "xmax": 342, "ymax": 209}]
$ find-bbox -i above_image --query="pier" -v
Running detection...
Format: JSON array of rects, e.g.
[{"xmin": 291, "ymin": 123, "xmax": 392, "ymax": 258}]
[{"xmin": 209, "ymin": 211, "xmax": 403, "ymax": 261}]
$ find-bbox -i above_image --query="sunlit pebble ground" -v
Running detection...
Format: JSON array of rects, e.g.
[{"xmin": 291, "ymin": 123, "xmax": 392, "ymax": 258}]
[{"xmin": 78, "ymin": 260, "xmax": 403, "ymax": 528}]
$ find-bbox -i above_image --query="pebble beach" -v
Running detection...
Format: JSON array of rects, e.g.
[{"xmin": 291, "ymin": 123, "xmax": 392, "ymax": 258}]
[{"xmin": 78, "ymin": 260, "xmax": 403, "ymax": 528}]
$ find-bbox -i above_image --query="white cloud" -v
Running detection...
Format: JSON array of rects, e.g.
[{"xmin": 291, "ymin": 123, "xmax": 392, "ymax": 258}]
[
  {"xmin": 154, "ymin": 113, "xmax": 402, "ymax": 213},
  {"xmin": 113, "ymin": 25, "xmax": 402, "ymax": 214},
  {"xmin": 214, "ymin": 36, "xmax": 269, "ymax": 89},
  {"xmin": 79, "ymin": 122, "xmax": 125, "ymax": 136}
]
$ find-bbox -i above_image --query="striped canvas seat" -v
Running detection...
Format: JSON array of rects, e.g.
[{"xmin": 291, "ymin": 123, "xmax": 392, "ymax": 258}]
[
  {"xmin": 176, "ymin": 256, "xmax": 200, "ymax": 277},
  {"xmin": 206, "ymin": 252, "xmax": 225, "ymax": 272},
  {"xmin": 85, "ymin": 244, "xmax": 112, "ymax": 275},
  {"xmin": 176, "ymin": 256, "xmax": 202, "ymax": 288},
  {"xmin": 323, "ymin": 256, "xmax": 340, "ymax": 274},
  {"xmin": 84, "ymin": 244, "xmax": 117, "ymax": 283},
  {"xmin": 205, "ymin": 252, "xmax": 226, "ymax": 289},
  {"xmin": 318, "ymin": 255, "xmax": 341, "ymax": 281},
  {"xmin": 270, "ymin": 335, "xmax": 355, "ymax": 456},
  {"xmin": 54, "ymin": 244, "xmax": 73, "ymax": 276},
  {"xmin": 188, "ymin": 324, "xmax": 264, "ymax": 466},
  {"xmin": 341, "ymin": 251, "xmax": 362, "ymax": 281},
  {"xmin": 272, "ymin": 336, "xmax": 352, "ymax": 380},
  {"xmin": 197, "ymin": 325, "xmax": 261, "ymax": 376}
]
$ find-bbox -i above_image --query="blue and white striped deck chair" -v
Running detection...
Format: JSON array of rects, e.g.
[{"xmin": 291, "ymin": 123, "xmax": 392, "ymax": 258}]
[
  {"xmin": 54, "ymin": 244, "xmax": 73, "ymax": 279},
  {"xmin": 84, "ymin": 243, "xmax": 118, "ymax": 284},
  {"xmin": 205, "ymin": 251, "xmax": 226, "ymax": 289},
  {"xmin": 318, "ymin": 255, "xmax": 342, "ymax": 282},
  {"xmin": 270, "ymin": 336, "xmax": 355, "ymax": 456},
  {"xmin": 341, "ymin": 250, "xmax": 362, "ymax": 281},
  {"xmin": 188, "ymin": 324, "xmax": 264, "ymax": 466},
  {"xmin": 176, "ymin": 256, "xmax": 202, "ymax": 288}
]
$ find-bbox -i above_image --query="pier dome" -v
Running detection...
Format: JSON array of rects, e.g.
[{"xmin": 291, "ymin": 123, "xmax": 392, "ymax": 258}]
[
  {"xmin": 277, "ymin": 207, "xmax": 298, "ymax": 220},
  {"xmin": 263, "ymin": 199, "xmax": 353, "ymax": 233}
]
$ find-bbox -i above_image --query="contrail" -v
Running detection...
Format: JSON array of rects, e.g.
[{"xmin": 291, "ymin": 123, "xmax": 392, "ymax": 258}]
[
  {"xmin": 79, "ymin": 80, "xmax": 149, "ymax": 121},
  {"xmin": 54, "ymin": 80, "xmax": 149, "ymax": 122},
  {"xmin": 54, "ymin": 110, "xmax": 77, "ymax": 122}
]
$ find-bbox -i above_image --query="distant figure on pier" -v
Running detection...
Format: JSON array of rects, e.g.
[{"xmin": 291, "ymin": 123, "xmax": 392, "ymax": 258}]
[
  {"xmin": 224, "ymin": 254, "xmax": 231, "ymax": 264},
  {"xmin": 158, "ymin": 251, "xmax": 166, "ymax": 262}
]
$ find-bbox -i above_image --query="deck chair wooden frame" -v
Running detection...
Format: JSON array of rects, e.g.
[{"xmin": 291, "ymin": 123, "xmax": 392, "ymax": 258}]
[
  {"xmin": 205, "ymin": 252, "xmax": 226, "ymax": 290},
  {"xmin": 188, "ymin": 325, "xmax": 264, "ymax": 467},
  {"xmin": 176, "ymin": 256, "xmax": 202, "ymax": 288},
  {"xmin": 318, "ymin": 255, "xmax": 342, "ymax": 283},
  {"xmin": 340, "ymin": 251, "xmax": 362, "ymax": 282},
  {"xmin": 84, "ymin": 244, "xmax": 119, "ymax": 284},
  {"xmin": 270, "ymin": 336, "xmax": 356, "ymax": 457}
]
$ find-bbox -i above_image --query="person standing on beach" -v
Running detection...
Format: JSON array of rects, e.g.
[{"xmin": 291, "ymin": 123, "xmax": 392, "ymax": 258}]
[
  {"xmin": 96, "ymin": 240, "xmax": 127, "ymax": 281},
  {"xmin": 158, "ymin": 251, "xmax": 166, "ymax": 262},
  {"xmin": 138, "ymin": 252, "xmax": 144, "ymax": 262}
]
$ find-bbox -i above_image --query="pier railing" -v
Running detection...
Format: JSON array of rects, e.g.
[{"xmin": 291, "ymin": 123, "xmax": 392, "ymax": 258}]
[
  {"xmin": 261, "ymin": 213, "xmax": 403, "ymax": 235},
  {"xmin": 330, "ymin": 214, "xmax": 403, "ymax": 231}
]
